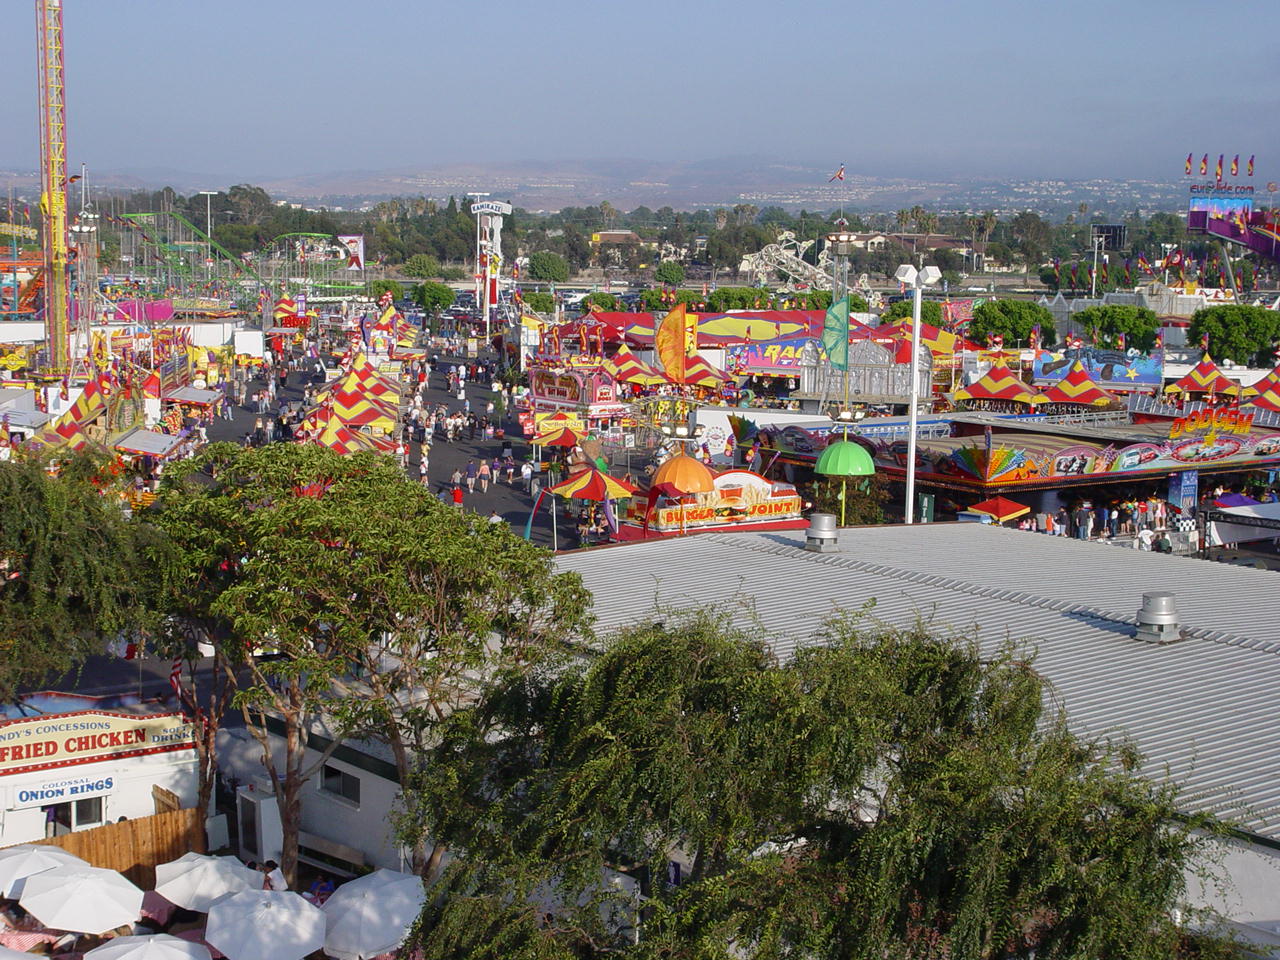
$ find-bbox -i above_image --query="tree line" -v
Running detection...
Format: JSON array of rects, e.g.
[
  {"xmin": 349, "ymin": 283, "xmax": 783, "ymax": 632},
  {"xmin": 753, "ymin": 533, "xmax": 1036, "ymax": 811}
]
[{"xmin": 0, "ymin": 444, "xmax": 1244, "ymax": 958}]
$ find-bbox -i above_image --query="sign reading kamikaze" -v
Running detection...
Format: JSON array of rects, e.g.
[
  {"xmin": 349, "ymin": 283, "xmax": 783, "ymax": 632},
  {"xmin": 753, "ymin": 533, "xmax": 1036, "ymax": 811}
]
[{"xmin": 0, "ymin": 712, "xmax": 194, "ymax": 777}]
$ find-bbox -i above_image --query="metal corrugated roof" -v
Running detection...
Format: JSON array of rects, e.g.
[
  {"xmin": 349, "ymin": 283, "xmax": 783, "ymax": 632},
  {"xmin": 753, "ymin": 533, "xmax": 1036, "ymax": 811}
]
[{"xmin": 556, "ymin": 525, "xmax": 1280, "ymax": 840}]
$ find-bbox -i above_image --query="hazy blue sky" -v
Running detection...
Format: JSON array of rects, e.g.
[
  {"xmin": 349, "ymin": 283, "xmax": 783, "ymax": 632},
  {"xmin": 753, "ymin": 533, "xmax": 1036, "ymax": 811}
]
[{"xmin": 0, "ymin": 0, "xmax": 1276, "ymax": 182}]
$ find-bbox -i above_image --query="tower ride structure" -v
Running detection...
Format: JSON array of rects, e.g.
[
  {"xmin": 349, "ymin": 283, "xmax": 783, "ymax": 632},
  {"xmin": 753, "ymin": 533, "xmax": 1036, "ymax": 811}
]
[{"xmin": 36, "ymin": 0, "xmax": 70, "ymax": 373}]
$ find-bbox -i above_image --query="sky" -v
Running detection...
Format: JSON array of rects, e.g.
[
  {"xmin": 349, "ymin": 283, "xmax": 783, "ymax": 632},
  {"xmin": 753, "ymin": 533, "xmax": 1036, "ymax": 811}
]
[{"xmin": 0, "ymin": 0, "xmax": 1276, "ymax": 184}]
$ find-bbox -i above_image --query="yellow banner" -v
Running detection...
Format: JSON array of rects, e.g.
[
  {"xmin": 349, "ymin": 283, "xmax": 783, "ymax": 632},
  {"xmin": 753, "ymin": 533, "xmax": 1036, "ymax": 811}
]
[
  {"xmin": 0, "ymin": 223, "xmax": 37, "ymax": 241},
  {"xmin": 535, "ymin": 412, "xmax": 586, "ymax": 432},
  {"xmin": 0, "ymin": 712, "xmax": 195, "ymax": 775}
]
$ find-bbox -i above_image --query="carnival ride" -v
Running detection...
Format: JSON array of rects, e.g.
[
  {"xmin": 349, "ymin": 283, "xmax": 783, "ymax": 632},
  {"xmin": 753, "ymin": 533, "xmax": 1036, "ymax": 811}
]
[
  {"xmin": 36, "ymin": 0, "xmax": 69, "ymax": 372},
  {"xmin": 1189, "ymin": 208, "xmax": 1280, "ymax": 266},
  {"xmin": 740, "ymin": 231, "xmax": 882, "ymax": 307}
]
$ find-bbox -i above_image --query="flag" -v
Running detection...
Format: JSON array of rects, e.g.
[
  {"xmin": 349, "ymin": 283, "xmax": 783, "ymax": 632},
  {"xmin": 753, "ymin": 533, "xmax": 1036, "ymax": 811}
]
[
  {"xmin": 828, "ymin": 164, "xmax": 845, "ymax": 183},
  {"xmin": 1116, "ymin": 333, "xmax": 1125, "ymax": 349},
  {"xmin": 654, "ymin": 303, "xmax": 689, "ymax": 384},
  {"xmin": 1248, "ymin": 154, "xmax": 1255, "ymax": 176},
  {"xmin": 21, "ymin": 205, "xmax": 29, "ymax": 221},
  {"xmin": 1216, "ymin": 154, "xmax": 1224, "ymax": 180},
  {"xmin": 169, "ymin": 660, "xmax": 183, "ymax": 698},
  {"xmin": 1185, "ymin": 153, "xmax": 1193, "ymax": 175},
  {"xmin": 1231, "ymin": 154, "xmax": 1240, "ymax": 177},
  {"xmin": 1053, "ymin": 257, "xmax": 1061, "ymax": 285},
  {"xmin": 1100, "ymin": 261, "xmax": 1109, "ymax": 285},
  {"xmin": 1029, "ymin": 324, "xmax": 1041, "ymax": 350},
  {"xmin": 1200, "ymin": 154, "xmax": 1209, "ymax": 175},
  {"xmin": 1137, "ymin": 254, "xmax": 1154, "ymax": 276},
  {"xmin": 1124, "ymin": 259, "xmax": 1132, "ymax": 285},
  {"xmin": 821, "ymin": 295, "xmax": 851, "ymax": 371},
  {"xmin": 1070, "ymin": 263, "xmax": 1079, "ymax": 288},
  {"xmin": 1201, "ymin": 332, "xmax": 1210, "ymax": 352}
]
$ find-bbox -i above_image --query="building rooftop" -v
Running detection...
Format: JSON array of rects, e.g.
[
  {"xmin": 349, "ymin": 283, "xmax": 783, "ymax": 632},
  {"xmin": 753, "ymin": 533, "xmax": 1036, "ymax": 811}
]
[{"xmin": 556, "ymin": 524, "xmax": 1280, "ymax": 842}]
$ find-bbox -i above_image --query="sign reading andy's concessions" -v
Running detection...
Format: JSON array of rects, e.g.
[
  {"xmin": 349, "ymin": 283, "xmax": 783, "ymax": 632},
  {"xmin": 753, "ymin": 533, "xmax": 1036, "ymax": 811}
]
[{"xmin": 0, "ymin": 712, "xmax": 194, "ymax": 777}]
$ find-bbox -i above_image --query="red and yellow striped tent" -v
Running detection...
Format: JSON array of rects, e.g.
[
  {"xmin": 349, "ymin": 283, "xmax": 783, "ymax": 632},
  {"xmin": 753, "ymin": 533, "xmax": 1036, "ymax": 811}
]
[
  {"xmin": 1039, "ymin": 360, "xmax": 1119, "ymax": 406},
  {"xmin": 1242, "ymin": 365, "xmax": 1280, "ymax": 398},
  {"xmin": 28, "ymin": 378, "xmax": 108, "ymax": 450},
  {"xmin": 1165, "ymin": 354, "xmax": 1240, "ymax": 396},
  {"xmin": 954, "ymin": 360, "xmax": 1046, "ymax": 406},
  {"xmin": 680, "ymin": 355, "xmax": 732, "ymax": 387},
  {"xmin": 604, "ymin": 345, "xmax": 665, "ymax": 385},
  {"xmin": 1246, "ymin": 387, "xmax": 1280, "ymax": 414},
  {"xmin": 877, "ymin": 319, "xmax": 980, "ymax": 358}
]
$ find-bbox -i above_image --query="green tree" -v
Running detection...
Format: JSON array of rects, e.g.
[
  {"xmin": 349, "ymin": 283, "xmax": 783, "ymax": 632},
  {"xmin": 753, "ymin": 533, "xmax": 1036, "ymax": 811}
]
[
  {"xmin": 882, "ymin": 298, "xmax": 944, "ymax": 327},
  {"xmin": 403, "ymin": 253, "xmax": 441, "ymax": 278},
  {"xmin": 366, "ymin": 279, "xmax": 404, "ymax": 301},
  {"xmin": 521, "ymin": 291, "xmax": 554, "ymax": 314},
  {"xmin": 439, "ymin": 266, "xmax": 468, "ymax": 282},
  {"xmin": 1074, "ymin": 304, "xmax": 1161, "ymax": 351},
  {"xmin": 0, "ymin": 453, "xmax": 162, "ymax": 700},
  {"xmin": 582, "ymin": 292, "xmax": 617, "ymax": 311},
  {"xmin": 413, "ymin": 281, "xmax": 455, "ymax": 314},
  {"xmin": 1188, "ymin": 305, "xmax": 1280, "ymax": 365},
  {"xmin": 968, "ymin": 299, "xmax": 1057, "ymax": 347},
  {"xmin": 528, "ymin": 250, "xmax": 570, "ymax": 283},
  {"xmin": 405, "ymin": 612, "xmax": 1229, "ymax": 960},
  {"xmin": 653, "ymin": 260, "xmax": 685, "ymax": 286}
]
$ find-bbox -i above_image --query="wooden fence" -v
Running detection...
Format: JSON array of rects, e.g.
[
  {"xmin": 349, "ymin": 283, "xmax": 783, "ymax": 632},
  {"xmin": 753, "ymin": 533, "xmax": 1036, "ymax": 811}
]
[{"xmin": 20, "ymin": 808, "xmax": 206, "ymax": 889}]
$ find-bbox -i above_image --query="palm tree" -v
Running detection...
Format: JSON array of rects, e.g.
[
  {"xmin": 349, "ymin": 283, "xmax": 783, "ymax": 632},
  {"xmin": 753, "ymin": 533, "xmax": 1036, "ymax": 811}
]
[{"xmin": 895, "ymin": 208, "xmax": 911, "ymax": 233}]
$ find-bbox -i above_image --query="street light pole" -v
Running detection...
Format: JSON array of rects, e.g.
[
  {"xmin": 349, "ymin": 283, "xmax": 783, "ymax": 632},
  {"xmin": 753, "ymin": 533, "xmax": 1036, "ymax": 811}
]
[
  {"xmin": 895, "ymin": 263, "xmax": 941, "ymax": 524},
  {"xmin": 197, "ymin": 190, "xmax": 217, "ymax": 280}
]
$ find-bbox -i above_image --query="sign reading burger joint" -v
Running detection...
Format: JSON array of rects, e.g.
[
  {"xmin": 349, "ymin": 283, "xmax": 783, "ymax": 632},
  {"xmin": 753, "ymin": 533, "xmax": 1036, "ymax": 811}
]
[
  {"xmin": 639, "ymin": 469, "xmax": 803, "ymax": 532},
  {"xmin": 0, "ymin": 711, "xmax": 195, "ymax": 777}
]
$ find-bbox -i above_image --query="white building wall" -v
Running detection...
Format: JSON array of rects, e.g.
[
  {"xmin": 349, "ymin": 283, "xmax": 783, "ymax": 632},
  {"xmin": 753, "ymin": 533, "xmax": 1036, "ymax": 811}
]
[{"xmin": 0, "ymin": 751, "xmax": 197, "ymax": 846}]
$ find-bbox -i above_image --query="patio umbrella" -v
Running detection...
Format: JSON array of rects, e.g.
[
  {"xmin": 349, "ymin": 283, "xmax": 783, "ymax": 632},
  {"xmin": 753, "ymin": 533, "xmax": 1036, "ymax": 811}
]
[
  {"xmin": 533, "ymin": 424, "xmax": 584, "ymax": 448},
  {"xmin": 547, "ymin": 467, "xmax": 639, "ymax": 501},
  {"xmin": 968, "ymin": 495, "xmax": 1031, "ymax": 523},
  {"xmin": 0, "ymin": 844, "xmax": 86, "ymax": 897},
  {"xmin": 322, "ymin": 869, "xmax": 426, "ymax": 960},
  {"xmin": 155, "ymin": 852, "xmax": 263, "ymax": 912},
  {"xmin": 815, "ymin": 436, "xmax": 875, "ymax": 526},
  {"xmin": 86, "ymin": 934, "xmax": 212, "ymax": 960},
  {"xmin": 651, "ymin": 454, "xmax": 716, "ymax": 535},
  {"xmin": 205, "ymin": 890, "xmax": 325, "ymax": 960},
  {"xmin": 20, "ymin": 864, "xmax": 144, "ymax": 934}
]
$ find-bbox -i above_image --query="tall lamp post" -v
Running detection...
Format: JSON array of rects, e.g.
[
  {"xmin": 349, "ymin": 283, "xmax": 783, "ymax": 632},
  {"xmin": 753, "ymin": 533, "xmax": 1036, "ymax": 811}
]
[
  {"xmin": 197, "ymin": 190, "xmax": 218, "ymax": 280},
  {"xmin": 894, "ymin": 263, "xmax": 941, "ymax": 524}
]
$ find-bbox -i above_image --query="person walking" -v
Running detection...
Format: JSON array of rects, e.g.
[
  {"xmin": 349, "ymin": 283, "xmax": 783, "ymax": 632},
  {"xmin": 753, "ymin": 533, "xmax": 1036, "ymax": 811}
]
[
  {"xmin": 465, "ymin": 459, "xmax": 478, "ymax": 493},
  {"xmin": 521, "ymin": 459, "xmax": 534, "ymax": 493},
  {"xmin": 504, "ymin": 456, "xmax": 516, "ymax": 484},
  {"xmin": 419, "ymin": 458, "xmax": 429, "ymax": 485},
  {"xmin": 477, "ymin": 459, "xmax": 491, "ymax": 493}
]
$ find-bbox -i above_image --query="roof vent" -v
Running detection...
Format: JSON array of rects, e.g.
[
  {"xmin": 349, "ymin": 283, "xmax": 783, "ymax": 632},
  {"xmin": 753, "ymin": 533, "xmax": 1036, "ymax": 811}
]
[
  {"xmin": 805, "ymin": 513, "xmax": 839, "ymax": 553},
  {"xmin": 1135, "ymin": 591, "xmax": 1183, "ymax": 644}
]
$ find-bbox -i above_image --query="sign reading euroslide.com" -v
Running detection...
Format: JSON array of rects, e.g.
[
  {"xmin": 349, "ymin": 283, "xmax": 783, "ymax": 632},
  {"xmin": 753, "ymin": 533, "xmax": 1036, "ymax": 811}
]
[{"xmin": 0, "ymin": 712, "xmax": 194, "ymax": 777}]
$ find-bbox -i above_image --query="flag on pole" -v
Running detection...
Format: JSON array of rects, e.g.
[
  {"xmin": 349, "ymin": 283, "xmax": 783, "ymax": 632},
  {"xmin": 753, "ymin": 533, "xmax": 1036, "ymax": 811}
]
[
  {"xmin": 1248, "ymin": 154, "xmax": 1255, "ymax": 176},
  {"xmin": 1231, "ymin": 154, "xmax": 1240, "ymax": 177},
  {"xmin": 1185, "ymin": 153, "xmax": 1193, "ymax": 175},
  {"xmin": 1216, "ymin": 154, "xmax": 1224, "ymax": 180},
  {"xmin": 1200, "ymin": 154, "xmax": 1209, "ymax": 175},
  {"xmin": 169, "ymin": 660, "xmax": 183, "ymax": 698},
  {"xmin": 828, "ymin": 164, "xmax": 845, "ymax": 183},
  {"xmin": 1137, "ymin": 253, "xmax": 1154, "ymax": 277},
  {"xmin": 821, "ymin": 295, "xmax": 851, "ymax": 371}
]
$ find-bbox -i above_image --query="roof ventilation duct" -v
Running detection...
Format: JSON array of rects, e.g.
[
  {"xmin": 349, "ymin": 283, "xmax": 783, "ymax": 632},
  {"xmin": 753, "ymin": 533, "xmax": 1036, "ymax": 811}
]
[
  {"xmin": 1135, "ymin": 591, "xmax": 1183, "ymax": 644},
  {"xmin": 805, "ymin": 513, "xmax": 839, "ymax": 553}
]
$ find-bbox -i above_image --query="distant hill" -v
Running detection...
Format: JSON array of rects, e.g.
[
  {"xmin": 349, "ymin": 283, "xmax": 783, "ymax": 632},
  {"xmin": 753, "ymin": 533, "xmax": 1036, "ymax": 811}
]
[{"xmin": 1, "ymin": 157, "xmax": 1189, "ymax": 218}]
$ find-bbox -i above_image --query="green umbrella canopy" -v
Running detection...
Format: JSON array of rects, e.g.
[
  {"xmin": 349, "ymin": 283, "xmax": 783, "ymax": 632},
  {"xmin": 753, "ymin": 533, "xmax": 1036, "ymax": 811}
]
[{"xmin": 815, "ymin": 438, "xmax": 875, "ymax": 477}]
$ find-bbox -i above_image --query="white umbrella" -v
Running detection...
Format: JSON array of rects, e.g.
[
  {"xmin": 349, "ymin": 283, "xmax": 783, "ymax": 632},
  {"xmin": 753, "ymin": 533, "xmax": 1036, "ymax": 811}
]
[
  {"xmin": 86, "ymin": 934, "xmax": 212, "ymax": 960},
  {"xmin": 0, "ymin": 844, "xmax": 86, "ymax": 897},
  {"xmin": 154, "ymin": 853, "xmax": 261, "ymax": 912},
  {"xmin": 205, "ymin": 890, "xmax": 324, "ymax": 960},
  {"xmin": 19, "ymin": 864, "xmax": 143, "ymax": 934},
  {"xmin": 322, "ymin": 869, "xmax": 426, "ymax": 960}
]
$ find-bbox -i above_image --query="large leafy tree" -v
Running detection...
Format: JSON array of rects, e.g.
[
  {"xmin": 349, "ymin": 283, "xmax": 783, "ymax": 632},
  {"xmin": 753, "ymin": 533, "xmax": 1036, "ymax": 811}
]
[
  {"xmin": 968, "ymin": 299, "xmax": 1057, "ymax": 347},
  {"xmin": 405, "ymin": 613, "xmax": 1232, "ymax": 960},
  {"xmin": 413, "ymin": 281, "xmax": 455, "ymax": 314},
  {"xmin": 1189, "ymin": 305, "xmax": 1280, "ymax": 366},
  {"xmin": 0, "ymin": 453, "xmax": 163, "ymax": 699},
  {"xmin": 1073, "ymin": 304, "xmax": 1161, "ymax": 351},
  {"xmin": 403, "ymin": 253, "xmax": 441, "ymax": 278},
  {"xmin": 528, "ymin": 251, "xmax": 570, "ymax": 283},
  {"xmin": 653, "ymin": 260, "xmax": 685, "ymax": 286},
  {"xmin": 155, "ymin": 442, "xmax": 591, "ymax": 885}
]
